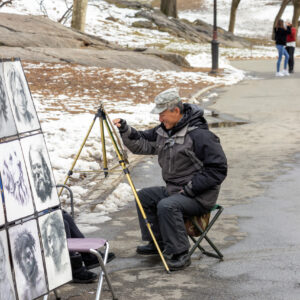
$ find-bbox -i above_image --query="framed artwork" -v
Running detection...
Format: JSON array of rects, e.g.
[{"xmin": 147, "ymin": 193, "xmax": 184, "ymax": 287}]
[
  {"xmin": 0, "ymin": 140, "xmax": 34, "ymax": 222},
  {"xmin": 9, "ymin": 219, "xmax": 47, "ymax": 300},
  {"xmin": 21, "ymin": 134, "xmax": 60, "ymax": 212},
  {"xmin": 39, "ymin": 210, "xmax": 72, "ymax": 290},
  {"xmin": 0, "ymin": 175, "xmax": 5, "ymax": 226},
  {"xmin": 0, "ymin": 64, "xmax": 17, "ymax": 139},
  {"xmin": 2, "ymin": 60, "xmax": 40, "ymax": 134},
  {"xmin": 0, "ymin": 230, "xmax": 16, "ymax": 300}
]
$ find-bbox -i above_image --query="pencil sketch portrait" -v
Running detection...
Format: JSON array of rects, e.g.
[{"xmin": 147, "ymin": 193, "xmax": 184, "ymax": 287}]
[
  {"xmin": 3, "ymin": 61, "xmax": 40, "ymax": 133},
  {"xmin": 10, "ymin": 221, "xmax": 47, "ymax": 300},
  {"xmin": 40, "ymin": 211, "xmax": 72, "ymax": 290},
  {"xmin": 0, "ymin": 65, "xmax": 17, "ymax": 138},
  {"xmin": 0, "ymin": 141, "xmax": 34, "ymax": 221},
  {"xmin": 0, "ymin": 231, "xmax": 16, "ymax": 300},
  {"xmin": 21, "ymin": 134, "xmax": 59, "ymax": 211}
]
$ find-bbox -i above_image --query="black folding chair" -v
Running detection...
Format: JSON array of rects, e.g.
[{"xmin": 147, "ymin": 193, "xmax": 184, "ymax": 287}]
[{"xmin": 185, "ymin": 204, "xmax": 224, "ymax": 260}]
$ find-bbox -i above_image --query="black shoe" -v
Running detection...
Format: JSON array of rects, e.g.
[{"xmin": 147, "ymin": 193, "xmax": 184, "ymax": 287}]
[
  {"xmin": 85, "ymin": 252, "xmax": 116, "ymax": 270},
  {"xmin": 136, "ymin": 241, "xmax": 164, "ymax": 255},
  {"xmin": 167, "ymin": 251, "xmax": 191, "ymax": 271},
  {"xmin": 72, "ymin": 269, "xmax": 97, "ymax": 283}
]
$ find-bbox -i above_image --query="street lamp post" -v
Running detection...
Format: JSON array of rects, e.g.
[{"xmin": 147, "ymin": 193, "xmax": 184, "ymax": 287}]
[{"xmin": 211, "ymin": 0, "xmax": 219, "ymax": 73}]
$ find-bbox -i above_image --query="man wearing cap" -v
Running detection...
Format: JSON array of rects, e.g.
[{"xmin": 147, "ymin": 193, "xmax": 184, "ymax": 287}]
[{"xmin": 113, "ymin": 88, "xmax": 227, "ymax": 271}]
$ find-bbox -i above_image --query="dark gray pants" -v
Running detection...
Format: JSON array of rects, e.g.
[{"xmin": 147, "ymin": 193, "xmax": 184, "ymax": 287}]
[{"xmin": 136, "ymin": 186, "xmax": 209, "ymax": 255}]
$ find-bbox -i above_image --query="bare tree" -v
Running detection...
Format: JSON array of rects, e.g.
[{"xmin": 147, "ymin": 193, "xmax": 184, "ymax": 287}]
[
  {"xmin": 71, "ymin": 0, "xmax": 88, "ymax": 32},
  {"xmin": 160, "ymin": 0, "xmax": 177, "ymax": 18},
  {"xmin": 0, "ymin": 0, "xmax": 12, "ymax": 8},
  {"xmin": 292, "ymin": 0, "xmax": 300, "ymax": 28},
  {"xmin": 228, "ymin": 0, "xmax": 241, "ymax": 33},
  {"xmin": 272, "ymin": 0, "xmax": 291, "ymax": 40}
]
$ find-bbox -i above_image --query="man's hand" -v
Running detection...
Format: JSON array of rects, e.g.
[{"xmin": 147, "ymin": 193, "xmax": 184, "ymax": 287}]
[{"xmin": 113, "ymin": 118, "xmax": 128, "ymax": 133}]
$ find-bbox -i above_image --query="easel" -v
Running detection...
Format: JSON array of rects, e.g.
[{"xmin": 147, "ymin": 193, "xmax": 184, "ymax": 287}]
[{"xmin": 59, "ymin": 103, "xmax": 170, "ymax": 273}]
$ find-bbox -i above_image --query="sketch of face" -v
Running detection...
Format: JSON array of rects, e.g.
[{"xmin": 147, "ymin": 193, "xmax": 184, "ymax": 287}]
[
  {"xmin": 0, "ymin": 79, "xmax": 8, "ymax": 123},
  {"xmin": 46, "ymin": 226, "xmax": 61, "ymax": 265},
  {"xmin": 29, "ymin": 145, "xmax": 52, "ymax": 202},
  {"xmin": 0, "ymin": 242, "xmax": 6, "ymax": 281},
  {"xmin": 42, "ymin": 213, "xmax": 66, "ymax": 271},
  {"xmin": 8, "ymin": 66, "xmax": 33, "ymax": 124},
  {"xmin": 2, "ymin": 151, "xmax": 29, "ymax": 205},
  {"xmin": 14, "ymin": 231, "xmax": 39, "ymax": 286}
]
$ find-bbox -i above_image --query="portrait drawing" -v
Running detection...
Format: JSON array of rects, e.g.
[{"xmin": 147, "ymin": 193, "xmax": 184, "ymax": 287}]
[
  {"xmin": 9, "ymin": 219, "xmax": 47, "ymax": 300},
  {"xmin": 21, "ymin": 134, "xmax": 59, "ymax": 212},
  {"xmin": 0, "ymin": 64, "xmax": 17, "ymax": 139},
  {"xmin": 3, "ymin": 60, "xmax": 40, "ymax": 134},
  {"xmin": 0, "ymin": 230, "xmax": 16, "ymax": 300},
  {"xmin": 0, "ymin": 140, "xmax": 34, "ymax": 221},
  {"xmin": 39, "ymin": 210, "xmax": 72, "ymax": 290},
  {"xmin": 0, "ymin": 176, "xmax": 5, "ymax": 226}
]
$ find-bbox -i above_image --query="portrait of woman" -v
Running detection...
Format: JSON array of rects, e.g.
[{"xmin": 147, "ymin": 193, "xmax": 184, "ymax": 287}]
[
  {"xmin": 39, "ymin": 210, "xmax": 72, "ymax": 290},
  {"xmin": 0, "ymin": 64, "xmax": 17, "ymax": 139},
  {"xmin": 0, "ymin": 230, "xmax": 16, "ymax": 300},
  {"xmin": 3, "ymin": 60, "xmax": 40, "ymax": 134}
]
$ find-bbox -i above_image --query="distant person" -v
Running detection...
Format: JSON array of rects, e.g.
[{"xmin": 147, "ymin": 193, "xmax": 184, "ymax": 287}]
[
  {"xmin": 274, "ymin": 19, "xmax": 291, "ymax": 76},
  {"xmin": 29, "ymin": 143, "xmax": 53, "ymax": 203},
  {"xmin": 14, "ymin": 230, "xmax": 47, "ymax": 300},
  {"xmin": 0, "ymin": 239, "xmax": 15, "ymax": 300},
  {"xmin": 285, "ymin": 20, "xmax": 297, "ymax": 74}
]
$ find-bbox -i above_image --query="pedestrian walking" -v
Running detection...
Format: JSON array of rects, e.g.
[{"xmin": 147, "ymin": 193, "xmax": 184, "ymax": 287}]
[
  {"xmin": 113, "ymin": 88, "xmax": 227, "ymax": 271},
  {"xmin": 274, "ymin": 19, "xmax": 291, "ymax": 76},
  {"xmin": 285, "ymin": 20, "xmax": 297, "ymax": 73}
]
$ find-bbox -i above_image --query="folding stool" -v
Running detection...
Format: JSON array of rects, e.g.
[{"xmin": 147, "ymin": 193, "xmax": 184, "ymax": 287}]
[
  {"xmin": 185, "ymin": 204, "xmax": 224, "ymax": 260},
  {"xmin": 67, "ymin": 238, "xmax": 118, "ymax": 300}
]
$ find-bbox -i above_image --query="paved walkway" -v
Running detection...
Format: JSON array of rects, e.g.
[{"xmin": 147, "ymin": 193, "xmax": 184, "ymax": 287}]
[{"xmin": 49, "ymin": 59, "xmax": 300, "ymax": 300}]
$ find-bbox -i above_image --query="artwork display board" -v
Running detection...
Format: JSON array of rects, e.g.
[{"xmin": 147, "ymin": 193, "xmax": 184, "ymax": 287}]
[
  {"xmin": 0, "ymin": 230, "xmax": 16, "ymax": 300},
  {"xmin": 0, "ymin": 140, "xmax": 35, "ymax": 222},
  {"xmin": 1, "ymin": 59, "xmax": 40, "ymax": 135},
  {"xmin": 21, "ymin": 134, "xmax": 60, "ymax": 212},
  {"xmin": 0, "ymin": 176, "xmax": 5, "ymax": 226},
  {"xmin": 39, "ymin": 210, "xmax": 72, "ymax": 290},
  {"xmin": 0, "ymin": 64, "xmax": 17, "ymax": 139},
  {"xmin": 9, "ymin": 219, "xmax": 47, "ymax": 300},
  {"xmin": 0, "ymin": 58, "xmax": 72, "ymax": 298}
]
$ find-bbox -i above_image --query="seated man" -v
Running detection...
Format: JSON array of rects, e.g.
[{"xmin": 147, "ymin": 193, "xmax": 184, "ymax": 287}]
[
  {"xmin": 62, "ymin": 211, "xmax": 116, "ymax": 283},
  {"xmin": 113, "ymin": 88, "xmax": 227, "ymax": 271}
]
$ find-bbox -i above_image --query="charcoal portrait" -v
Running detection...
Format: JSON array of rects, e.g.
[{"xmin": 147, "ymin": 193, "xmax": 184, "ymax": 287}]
[
  {"xmin": 39, "ymin": 211, "xmax": 72, "ymax": 290},
  {"xmin": 0, "ymin": 176, "xmax": 5, "ymax": 225},
  {"xmin": 0, "ymin": 65, "xmax": 17, "ymax": 139},
  {"xmin": 0, "ymin": 231, "xmax": 16, "ymax": 300},
  {"xmin": 0, "ymin": 140, "xmax": 34, "ymax": 221},
  {"xmin": 3, "ymin": 61, "xmax": 40, "ymax": 133},
  {"xmin": 21, "ymin": 134, "xmax": 59, "ymax": 211},
  {"xmin": 9, "ymin": 220, "xmax": 47, "ymax": 300}
]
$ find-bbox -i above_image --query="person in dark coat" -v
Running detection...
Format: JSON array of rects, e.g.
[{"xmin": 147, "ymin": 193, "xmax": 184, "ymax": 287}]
[
  {"xmin": 274, "ymin": 19, "xmax": 291, "ymax": 76},
  {"xmin": 113, "ymin": 88, "xmax": 227, "ymax": 271}
]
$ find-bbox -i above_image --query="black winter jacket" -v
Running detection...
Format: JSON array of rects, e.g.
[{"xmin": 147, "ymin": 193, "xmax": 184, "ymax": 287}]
[
  {"xmin": 275, "ymin": 26, "xmax": 291, "ymax": 45},
  {"xmin": 120, "ymin": 104, "xmax": 227, "ymax": 209}
]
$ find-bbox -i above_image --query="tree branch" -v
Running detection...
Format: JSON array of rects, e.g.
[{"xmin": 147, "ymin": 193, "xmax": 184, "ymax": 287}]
[{"xmin": 0, "ymin": 0, "xmax": 12, "ymax": 8}]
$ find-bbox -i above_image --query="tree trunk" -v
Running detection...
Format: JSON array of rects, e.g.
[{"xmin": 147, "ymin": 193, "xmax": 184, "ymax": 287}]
[
  {"xmin": 71, "ymin": 0, "xmax": 88, "ymax": 32},
  {"xmin": 160, "ymin": 0, "xmax": 177, "ymax": 18},
  {"xmin": 292, "ymin": 0, "xmax": 300, "ymax": 29},
  {"xmin": 272, "ymin": 0, "xmax": 291, "ymax": 40},
  {"xmin": 228, "ymin": 0, "xmax": 241, "ymax": 33}
]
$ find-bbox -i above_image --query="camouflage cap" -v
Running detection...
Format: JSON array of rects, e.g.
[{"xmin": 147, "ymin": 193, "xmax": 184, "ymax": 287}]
[{"xmin": 151, "ymin": 88, "xmax": 181, "ymax": 114}]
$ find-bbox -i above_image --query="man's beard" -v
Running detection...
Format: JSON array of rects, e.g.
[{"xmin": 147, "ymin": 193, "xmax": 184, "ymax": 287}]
[{"xmin": 35, "ymin": 178, "xmax": 52, "ymax": 202}]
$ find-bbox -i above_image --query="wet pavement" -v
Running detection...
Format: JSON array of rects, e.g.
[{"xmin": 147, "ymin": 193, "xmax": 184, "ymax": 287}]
[{"xmin": 46, "ymin": 59, "xmax": 300, "ymax": 300}]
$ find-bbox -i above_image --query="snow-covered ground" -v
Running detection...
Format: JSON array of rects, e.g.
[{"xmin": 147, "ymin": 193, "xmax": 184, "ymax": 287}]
[{"xmin": 1, "ymin": 0, "xmax": 298, "ymax": 229}]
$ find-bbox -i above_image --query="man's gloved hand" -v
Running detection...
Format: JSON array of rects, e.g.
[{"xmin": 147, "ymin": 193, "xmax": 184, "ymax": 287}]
[{"xmin": 113, "ymin": 118, "xmax": 128, "ymax": 133}]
